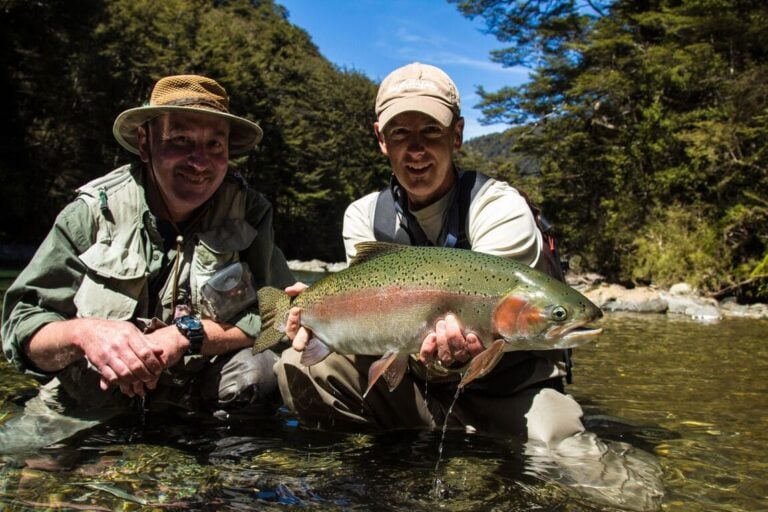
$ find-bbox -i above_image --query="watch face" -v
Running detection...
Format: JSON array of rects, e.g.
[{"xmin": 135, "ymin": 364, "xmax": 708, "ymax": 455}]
[
  {"xmin": 185, "ymin": 316, "xmax": 203, "ymax": 331},
  {"xmin": 178, "ymin": 315, "xmax": 202, "ymax": 330},
  {"xmin": 176, "ymin": 314, "xmax": 204, "ymax": 355}
]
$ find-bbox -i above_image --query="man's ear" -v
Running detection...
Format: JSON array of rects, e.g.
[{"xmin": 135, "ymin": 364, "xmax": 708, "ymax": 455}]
[
  {"xmin": 453, "ymin": 117, "xmax": 465, "ymax": 150},
  {"xmin": 137, "ymin": 125, "xmax": 150, "ymax": 163},
  {"xmin": 373, "ymin": 121, "xmax": 388, "ymax": 156}
]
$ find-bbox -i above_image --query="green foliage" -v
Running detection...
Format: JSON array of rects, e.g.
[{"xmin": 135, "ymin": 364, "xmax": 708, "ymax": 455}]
[
  {"xmin": 624, "ymin": 206, "xmax": 724, "ymax": 291},
  {"xmin": 0, "ymin": 0, "xmax": 110, "ymax": 239},
  {"xmin": 1, "ymin": 0, "xmax": 385, "ymax": 262},
  {"xmin": 455, "ymin": 0, "xmax": 768, "ymax": 300},
  {"xmin": 451, "ymin": 0, "xmax": 610, "ymax": 68}
]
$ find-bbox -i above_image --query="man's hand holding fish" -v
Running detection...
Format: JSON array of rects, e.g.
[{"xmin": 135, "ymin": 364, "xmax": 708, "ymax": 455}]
[{"xmin": 286, "ymin": 301, "xmax": 483, "ymax": 369}]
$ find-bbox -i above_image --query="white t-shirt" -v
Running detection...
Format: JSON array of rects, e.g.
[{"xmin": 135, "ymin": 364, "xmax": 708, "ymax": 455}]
[{"xmin": 342, "ymin": 176, "xmax": 546, "ymax": 272}]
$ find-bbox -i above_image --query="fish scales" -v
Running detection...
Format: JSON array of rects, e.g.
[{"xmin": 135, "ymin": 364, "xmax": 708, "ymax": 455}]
[
  {"xmin": 255, "ymin": 242, "xmax": 603, "ymax": 392},
  {"xmin": 299, "ymin": 285, "xmax": 495, "ymax": 355},
  {"xmin": 304, "ymin": 249, "xmax": 530, "ymax": 299}
]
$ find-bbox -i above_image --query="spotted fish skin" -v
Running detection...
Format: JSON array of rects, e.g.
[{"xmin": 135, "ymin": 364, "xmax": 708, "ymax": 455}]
[{"xmin": 255, "ymin": 242, "xmax": 603, "ymax": 391}]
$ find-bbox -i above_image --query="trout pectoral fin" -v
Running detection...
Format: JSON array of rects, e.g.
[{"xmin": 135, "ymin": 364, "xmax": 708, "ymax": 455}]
[
  {"xmin": 300, "ymin": 337, "xmax": 332, "ymax": 366},
  {"xmin": 459, "ymin": 339, "xmax": 506, "ymax": 389},
  {"xmin": 364, "ymin": 351, "xmax": 409, "ymax": 397}
]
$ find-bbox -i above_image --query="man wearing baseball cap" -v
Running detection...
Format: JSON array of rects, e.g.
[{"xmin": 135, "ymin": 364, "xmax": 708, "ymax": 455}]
[
  {"xmin": 1, "ymin": 74, "xmax": 296, "ymax": 451},
  {"xmin": 276, "ymin": 63, "xmax": 584, "ymax": 443}
]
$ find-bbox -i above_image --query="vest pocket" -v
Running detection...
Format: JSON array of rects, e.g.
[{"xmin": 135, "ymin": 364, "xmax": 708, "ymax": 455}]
[
  {"xmin": 193, "ymin": 220, "xmax": 257, "ymax": 284},
  {"xmin": 75, "ymin": 242, "xmax": 147, "ymax": 320},
  {"xmin": 191, "ymin": 220, "xmax": 258, "ymax": 318}
]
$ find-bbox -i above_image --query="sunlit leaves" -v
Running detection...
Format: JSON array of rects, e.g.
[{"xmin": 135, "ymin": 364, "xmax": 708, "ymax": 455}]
[{"xmin": 453, "ymin": 0, "xmax": 768, "ymax": 297}]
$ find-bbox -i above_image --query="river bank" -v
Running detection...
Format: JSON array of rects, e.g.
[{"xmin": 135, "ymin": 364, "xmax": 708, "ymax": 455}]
[
  {"xmin": 287, "ymin": 260, "xmax": 768, "ymax": 322},
  {"xmin": 2, "ymin": 248, "xmax": 764, "ymax": 321}
]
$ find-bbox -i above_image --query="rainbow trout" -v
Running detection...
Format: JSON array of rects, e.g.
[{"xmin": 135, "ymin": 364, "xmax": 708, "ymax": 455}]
[{"xmin": 256, "ymin": 242, "xmax": 603, "ymax": 394}]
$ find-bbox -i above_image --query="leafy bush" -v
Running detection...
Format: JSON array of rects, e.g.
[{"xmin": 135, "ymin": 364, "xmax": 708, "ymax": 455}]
[{"xmin": 624, "ymin": 206, "xmax": 725, "ymax": 292}]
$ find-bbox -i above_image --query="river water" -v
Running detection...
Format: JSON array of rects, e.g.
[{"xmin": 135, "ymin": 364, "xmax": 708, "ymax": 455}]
[{"xmin": 0, "ymin": 270, "xmax": 766, "ymax": 511}]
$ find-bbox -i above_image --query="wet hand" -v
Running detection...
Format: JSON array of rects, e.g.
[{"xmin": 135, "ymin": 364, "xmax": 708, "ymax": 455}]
[
  {"xmin": 144, "ymin": 325, "xmax": 188, "ymax": 365},
  {"xmin": 285, "ymin": 281, "xmax": 308, "ymax": 297},
  {"xmin": 75, "ymin": 318, "xmax": 164, "ymax": 394},
  {"xmin": 286, "ymin": 307, "xmax": 312, "ymax": 351},
  {"xmin": 284, "ymin": 283, "xmax": 312, "ymax": 351},
  {"xmin": 419, "ymin": 314, "xmax": 484, "ymax": 367},
  {"xmin": 117, "ymin": 376, "xmax": 158, "ymax": 398},
  {"xmin": 107, "ymin": 325, "xmax": 184, "ymax": 397}
]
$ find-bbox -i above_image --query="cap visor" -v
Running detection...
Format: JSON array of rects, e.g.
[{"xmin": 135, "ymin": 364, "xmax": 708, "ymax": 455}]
[{"xmin": 378, "ymin": 97, "xmax": 455, "ymax": 129}]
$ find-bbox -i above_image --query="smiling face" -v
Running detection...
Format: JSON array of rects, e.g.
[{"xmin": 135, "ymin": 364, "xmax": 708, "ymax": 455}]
[
  {"xmin": 138, "ymin": 111, "xmax": 230, "ymax": 222},
  {"xmin": 375, "ymin": 111, "xmax": 464, "ymax": 210}
]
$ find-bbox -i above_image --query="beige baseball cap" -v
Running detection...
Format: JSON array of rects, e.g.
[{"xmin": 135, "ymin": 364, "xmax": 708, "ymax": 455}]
[{"xmin": 375, "ymin": 62, "xmax": 461, "ymax": 129}]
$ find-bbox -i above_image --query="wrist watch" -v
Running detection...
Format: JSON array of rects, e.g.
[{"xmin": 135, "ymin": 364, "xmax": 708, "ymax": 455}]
[{"xmin": 175, "ymin": 315, "xmax": 204, "ymax": 355}]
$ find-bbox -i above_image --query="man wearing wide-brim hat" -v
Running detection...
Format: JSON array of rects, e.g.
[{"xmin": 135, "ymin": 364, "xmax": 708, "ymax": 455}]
[{"xmin": 0, "ymin": 75, "xmax": 296, "ymax": 451}]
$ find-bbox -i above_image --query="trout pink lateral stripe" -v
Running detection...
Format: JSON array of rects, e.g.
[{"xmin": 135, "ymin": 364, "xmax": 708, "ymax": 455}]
[
  {"xmin": 304, "ymin": 286, "xmax": 493, "ymax": 323},
  {"xmin": 302, "ymin": 285, "xmax": 507, "ymax": 354},
  {"xmin": 255, "ymin": 242, "xmax": 603, "ymax": 393}
]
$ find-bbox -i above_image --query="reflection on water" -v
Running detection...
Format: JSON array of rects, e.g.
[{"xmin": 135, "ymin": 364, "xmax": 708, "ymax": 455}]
[
  {"xmin": 570, "ymin": 313, "xmax": 768, "ymax": 512},
  {"xmin": 0, "ymin": 285, "xmax": 766, "ymax": 510}
]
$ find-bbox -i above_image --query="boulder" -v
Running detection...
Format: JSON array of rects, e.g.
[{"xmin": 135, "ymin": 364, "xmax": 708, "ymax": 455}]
[{"xmin": 585, "ymin": 284, "xmax": 668, "ymax": 314}]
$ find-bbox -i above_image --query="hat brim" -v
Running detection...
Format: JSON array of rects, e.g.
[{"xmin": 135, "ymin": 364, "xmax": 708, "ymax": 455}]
[
  {"xmin": 377, "ymin": 97, "xmax": 456, "ymax": 130},
  {"xmin": 113, "ymin": 105, "xmax": 263, "ymax": 156}
]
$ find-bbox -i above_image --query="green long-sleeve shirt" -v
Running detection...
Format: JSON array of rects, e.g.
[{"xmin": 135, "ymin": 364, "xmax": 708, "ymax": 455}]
[{"xmin": 1, "ymin": 164, "xmax": 294, "ymax": 376}]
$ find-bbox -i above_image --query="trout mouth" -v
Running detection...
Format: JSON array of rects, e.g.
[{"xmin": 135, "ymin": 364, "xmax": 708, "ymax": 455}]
[{"xmin": 546, "ymin": 320, "xmax": 603, "ymax": 343}]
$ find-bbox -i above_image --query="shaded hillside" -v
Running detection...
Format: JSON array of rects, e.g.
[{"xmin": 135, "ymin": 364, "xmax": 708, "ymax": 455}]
[
  {"xmin": 0, "ymin": 0, "xmax": 387, "ymax": 262},
  {"xmin": 459, "ymin": 126, "xmax": 540, "ymax": 181}
]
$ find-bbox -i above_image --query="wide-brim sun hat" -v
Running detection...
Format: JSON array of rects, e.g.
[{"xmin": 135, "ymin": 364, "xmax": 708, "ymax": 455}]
[
  {"xmin": 113, "ymin": 74, "xmax": 263, "ymax": 155},
  {"xmin": 375, "ymin": 62, "xmax": 461, "ymax": 129}
]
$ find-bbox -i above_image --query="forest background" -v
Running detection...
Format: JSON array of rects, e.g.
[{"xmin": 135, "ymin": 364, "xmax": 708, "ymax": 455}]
[{"xmin": 1, "ymin": 0, "xmax": 766, "ymax": 301}]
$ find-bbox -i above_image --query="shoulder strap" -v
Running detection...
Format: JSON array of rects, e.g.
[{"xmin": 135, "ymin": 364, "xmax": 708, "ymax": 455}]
[
  {"xmin": 373, "ymin": 176, "xmax": 430, "ymax": 245},
  {"xmin": 373, "ymin": 182, "xmax": 398, "ymax": 243},
  {"xmin": 373, "ymin": 171, "xmax": 492, "ymax": 248},
  {"xmin": 446, "ymin": 170, "xmax": 490, "ymax": 249},
  {"xmin": 516, "ymin": 189, "xmax": 566, "ymax": 282}
]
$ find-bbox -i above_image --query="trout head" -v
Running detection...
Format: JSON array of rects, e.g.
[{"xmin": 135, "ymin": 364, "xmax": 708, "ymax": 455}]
[{"xmin": 491, "ymin": 287, "xmax": 603, "ymax": 350}]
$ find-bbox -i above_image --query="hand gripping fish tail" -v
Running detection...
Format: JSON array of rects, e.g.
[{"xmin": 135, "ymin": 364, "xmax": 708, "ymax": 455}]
[{"xmin": 253, "ymin": 286, "xmax": 292, "ymax": 353}]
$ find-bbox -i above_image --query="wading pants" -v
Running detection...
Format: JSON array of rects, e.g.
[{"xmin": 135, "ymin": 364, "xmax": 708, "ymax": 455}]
[
  {"xmin": 275, "ymin": 348, "xmax": 585, "ymax": 442},
  {"xmin": 0, "ymin": 348, "xmax": 279, "ymax": 453}
]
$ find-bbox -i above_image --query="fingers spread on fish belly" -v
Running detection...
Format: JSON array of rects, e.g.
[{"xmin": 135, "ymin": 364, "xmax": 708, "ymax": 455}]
[
  {"xmin": 419, "ymin": 332, "xmax": 438, "ymax": 365},
  {"xmin": 443, "ymin": 315, "xmax": 471, "ymax": 363},
  {"xmin": 464, "ymin": 332, "xmax": 484, "ymax": 358}
]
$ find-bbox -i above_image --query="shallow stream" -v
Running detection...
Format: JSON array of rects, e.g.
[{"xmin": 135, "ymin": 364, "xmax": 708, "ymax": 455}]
[{"xmin": 0, "ymin": 270, "xmax": 765, "ymax": 511}]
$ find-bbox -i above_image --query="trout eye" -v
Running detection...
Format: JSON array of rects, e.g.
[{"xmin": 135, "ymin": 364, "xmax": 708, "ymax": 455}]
[{"xmin": 551, "ymin": 305, "xmax": 568, "ymax": 322}]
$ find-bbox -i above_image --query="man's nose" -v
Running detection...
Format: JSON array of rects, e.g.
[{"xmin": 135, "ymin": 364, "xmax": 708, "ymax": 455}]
[
  {"xmin": 406, "ymin": 134, "xmax": 426, "ymax": 153},
  {"xmin": 186, "ymin": 144, "xmax": 210, "ymax": 168}
]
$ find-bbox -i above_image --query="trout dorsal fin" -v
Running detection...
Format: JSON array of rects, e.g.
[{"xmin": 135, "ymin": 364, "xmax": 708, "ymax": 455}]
[{"xmin": 350, "ymin": 241, "xmax": 408, "ymax": 266}]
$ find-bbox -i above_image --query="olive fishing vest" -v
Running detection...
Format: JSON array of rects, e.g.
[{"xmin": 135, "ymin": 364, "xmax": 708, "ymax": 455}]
[{"xmin": 73, "ymin": 164, "xmax": 257, "ymax": 323}]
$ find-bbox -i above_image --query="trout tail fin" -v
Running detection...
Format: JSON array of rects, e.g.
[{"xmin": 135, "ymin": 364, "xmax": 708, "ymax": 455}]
[{"xmin": 253, "ymin": 286, "xmax": 291, "ymax": 353}]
